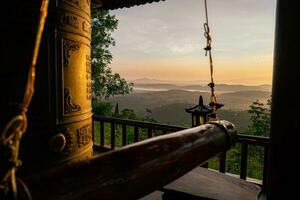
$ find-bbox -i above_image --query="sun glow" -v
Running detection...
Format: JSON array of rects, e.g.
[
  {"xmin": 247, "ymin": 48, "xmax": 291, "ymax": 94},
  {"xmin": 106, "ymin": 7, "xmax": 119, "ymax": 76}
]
[{"xmin": 109, "ymin": 0, "xmax": 276, "ymax": 85}]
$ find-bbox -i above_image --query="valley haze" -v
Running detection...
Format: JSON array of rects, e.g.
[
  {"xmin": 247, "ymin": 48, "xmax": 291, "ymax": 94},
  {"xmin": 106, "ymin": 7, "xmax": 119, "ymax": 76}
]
[{"xmin": 109, "ymin": 79, "xmax": 271, "ymax": 130}]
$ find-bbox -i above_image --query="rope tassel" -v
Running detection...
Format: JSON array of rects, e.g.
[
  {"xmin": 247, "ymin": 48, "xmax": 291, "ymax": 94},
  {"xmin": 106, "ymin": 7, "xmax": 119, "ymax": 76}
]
[{"xmin": 203, "ymin": 0, "xmax": 223, "ymax": 118}]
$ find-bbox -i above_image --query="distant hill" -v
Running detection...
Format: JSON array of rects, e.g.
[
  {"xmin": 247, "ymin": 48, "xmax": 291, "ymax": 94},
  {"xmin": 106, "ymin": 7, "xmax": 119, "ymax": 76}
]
[
  {"xmin": 109, "ymin": 83, "xmax": 271, "ymax": 130},
  {"xmin": 180, "ymin": 84, "xmax": 271, "ymax": 92},
  {"xmin": 151, "ymin": 103, "xmax": 250, "ymax": 131},
  {"xmin": 132, "ymin": 78, "xmax": 209, "ymax": 85},
  {"xmin": 218, "ymin": 90, "xmax": 271, "ymax": 110},
  {"xmin": 110, "ymin": 89, "xmax": 203, "ymax": 115},
  {"xmin": 151, "ymin": 103, "xmax": 192, "ymax": 127},
  {"xmin": 132, "ymin": 78, "xmax": 172, "ymax": 84},
  {"xmin": 133, "ymin": 83, "xmax": 271, "ymax": 93},
  {"xmin": 110, "ymin": 89, "xmax": 271, "ymax": 115},
  {"xmin": 134, "ymin": 83, "xmax": 178, "ymax": 89}
]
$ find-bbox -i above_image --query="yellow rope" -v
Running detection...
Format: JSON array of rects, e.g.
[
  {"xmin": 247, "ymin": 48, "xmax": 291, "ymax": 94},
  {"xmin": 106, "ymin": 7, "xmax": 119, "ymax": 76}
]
[
  {"xmin": 203, "ymin": 0, "xmax": 222, "ymax": 117},
  {"xmin": 0, "ymin": 1, "xmax": 49, "ymax": 199}
]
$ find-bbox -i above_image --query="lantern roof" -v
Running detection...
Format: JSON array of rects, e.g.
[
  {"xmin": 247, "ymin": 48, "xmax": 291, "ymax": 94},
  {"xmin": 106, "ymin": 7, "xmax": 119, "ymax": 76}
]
[
  {"xmin": 92, "ymin": 0, "xmax": 165, "ymax": 10},
  {"xmin": 185, "ymin": 96, "xmax": 213, "ymax": 114}
]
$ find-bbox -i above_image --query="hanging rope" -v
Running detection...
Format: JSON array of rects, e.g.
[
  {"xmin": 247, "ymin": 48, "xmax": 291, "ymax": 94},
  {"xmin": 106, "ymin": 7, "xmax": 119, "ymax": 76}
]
[
  {"xmin": 203, "ymin": 0, "xmax": 223, "ymax": 118},
  {"xmin": 0, "ymin": 1, "xmax": 49, "ymax": 199}
]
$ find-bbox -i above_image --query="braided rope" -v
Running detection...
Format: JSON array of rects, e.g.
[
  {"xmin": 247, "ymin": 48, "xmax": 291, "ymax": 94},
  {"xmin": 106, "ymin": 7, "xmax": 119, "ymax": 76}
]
[
  {"xmin": 0, "ymin": 1, "xmax": 49, "ymax": 199},
  {"xmin": 203, "ymin": 0, "xmax": 223, "ymax": 118}
]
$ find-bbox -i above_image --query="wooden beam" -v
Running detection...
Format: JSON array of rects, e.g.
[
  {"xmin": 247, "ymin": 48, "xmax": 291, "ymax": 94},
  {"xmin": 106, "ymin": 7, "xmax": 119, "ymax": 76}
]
[
  {"xmin": 92, "ymin": 0, "xmax": 165, "ymax": 10},
  {"xmin": 24, "ymin": 121, "xmax": 236, "ymax": 200},
  {"xmin": 267, "ymin": 0, "xmax": 300, "ymax": 198}
]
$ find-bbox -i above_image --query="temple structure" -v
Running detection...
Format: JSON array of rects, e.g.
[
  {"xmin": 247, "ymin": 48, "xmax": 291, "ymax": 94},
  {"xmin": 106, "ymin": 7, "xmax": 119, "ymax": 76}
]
[{"xmin": 1, "ymin": 0, "xmax": 299, "ymax": 199}]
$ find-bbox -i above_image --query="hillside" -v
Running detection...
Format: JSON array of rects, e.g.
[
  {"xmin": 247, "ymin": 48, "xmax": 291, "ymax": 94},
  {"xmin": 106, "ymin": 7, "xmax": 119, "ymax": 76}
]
[
  {"xmin": 133, "ymin": 83, "xmax": 272, "ymax": 93},
  {"xmin": 110, "ymin": 89, "xmax": 271, "ymax": 114},
  {"xmin": 108, "ymin": 85, "xmax": 271, "ymax": 131},
  {"xmin": 218, "ymin": 90, "xmax": 271, "ymax": 110},
  {"xmin": 151, "ymin": 103, "xmax": 250, "ymax": 131}
]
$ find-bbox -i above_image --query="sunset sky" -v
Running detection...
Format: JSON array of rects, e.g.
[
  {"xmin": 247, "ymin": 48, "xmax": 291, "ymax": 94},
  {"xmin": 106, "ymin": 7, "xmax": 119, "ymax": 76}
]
[{"xmin": 109, "ymin": 0, "xmax": 276, "ymax": 85}]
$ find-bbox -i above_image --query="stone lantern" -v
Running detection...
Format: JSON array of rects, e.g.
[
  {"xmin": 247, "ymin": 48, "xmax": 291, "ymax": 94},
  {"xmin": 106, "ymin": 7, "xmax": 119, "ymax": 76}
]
[{"xmin": 185, "ymin": 96, "xmax": 213, "ymax": 127}]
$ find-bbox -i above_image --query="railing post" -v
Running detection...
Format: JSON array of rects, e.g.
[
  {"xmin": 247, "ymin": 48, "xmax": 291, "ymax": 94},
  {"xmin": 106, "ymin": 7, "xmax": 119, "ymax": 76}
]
[
  {"xmin": 122, "ymin": 124, "xmax": 127, "ymax": 146},
  {"xmin": 147, "ymin": 128, "xmax": 153, "ymax": 139},
  {"xmin": 240, "ymin": 143, "xmax": 248, "ymax": 180},
  {"xmin": 94, "ymin": 116, "xmax": 272, "ymax": 187},
  {"xmin": 111, "ymin": 123, "xmax": 115, "ymax": 150},
  {"xmin": 219, "ymin": 152, "xmax": 226, "ymax": 173},
  {"xmin": 92, "ymin": 121, "xmax": 95, "ymax": 144},
  {"xmin": 201, "ymin": 162, "xmax": 208, "ymax": 168},
  {"xmin": 25, "ymin": 120, "xmax": 237, "ymax": 200},
  {"xmin": 134, "ymin": 126, "xmax": 139, "ymax": 142},
  {"xmin": 263, "ymin": 144, "xmax": 270, "ymax": 190},
  {"xmin": 100, "ymin": 121, "xmax": 104, "ymax": 147}
]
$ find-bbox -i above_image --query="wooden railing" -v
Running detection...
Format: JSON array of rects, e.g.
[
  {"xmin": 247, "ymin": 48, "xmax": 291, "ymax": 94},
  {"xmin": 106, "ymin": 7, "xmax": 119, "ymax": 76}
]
[
  {"xmin": 93, "ymin": 115, "xmax": 270, "ymax": 189},
  {"xmin": 235, "ymin": 134, "xmax": 270, "ymax": 189},
  {"xmin": 93, "ymin": 115, "xmax": 186, "ymax": 149},
  {"xmin": 25, "ymin": 120, "xmax": 237, "ymax": 200}
]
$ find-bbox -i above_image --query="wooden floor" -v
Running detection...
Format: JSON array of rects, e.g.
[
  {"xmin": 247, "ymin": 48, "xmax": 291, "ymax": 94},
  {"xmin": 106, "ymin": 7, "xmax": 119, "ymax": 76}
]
[{"xmin": 140, "ymin": 167, "xmax": 261, "ymax": 200}]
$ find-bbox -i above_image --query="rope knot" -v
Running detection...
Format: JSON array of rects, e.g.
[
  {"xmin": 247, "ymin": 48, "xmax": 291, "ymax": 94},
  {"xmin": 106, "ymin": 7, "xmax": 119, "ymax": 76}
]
[
  {"xmin": 208, "ymin": 82, "xmax": 215, "ymax": 89},
  {"xmin": 204, "ymin": 46, "xmax": 211, "ymax": 51},
  {"xmin": 203, "ymin": 0, "xmax": 223, "ymax": 119},
  {"xmin": 203, "ymin": 23, "xmax": 212, "ymax": 56}
]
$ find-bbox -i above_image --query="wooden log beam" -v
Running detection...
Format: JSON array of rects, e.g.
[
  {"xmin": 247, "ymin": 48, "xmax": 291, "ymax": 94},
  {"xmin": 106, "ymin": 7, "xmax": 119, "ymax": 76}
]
[{"xmin": 23, "ymin": 120, "xmax": 236, "ymax": 200}]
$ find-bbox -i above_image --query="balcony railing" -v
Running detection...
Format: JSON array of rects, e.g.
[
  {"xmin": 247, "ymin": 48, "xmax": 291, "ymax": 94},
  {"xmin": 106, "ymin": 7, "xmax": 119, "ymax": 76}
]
[
  {"xmin": 27, "ymin": 117, "xmax": 237, "ymax": 200},
  {"xmin": 93, "ymin": 115, "xmax": 270, "ymax": 189}
]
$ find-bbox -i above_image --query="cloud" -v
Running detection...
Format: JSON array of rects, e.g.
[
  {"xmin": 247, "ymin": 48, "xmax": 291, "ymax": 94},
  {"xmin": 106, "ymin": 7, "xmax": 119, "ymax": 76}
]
[{"xmin": 109, "ymin": 0, "xmax": 276, "ymax": 84}]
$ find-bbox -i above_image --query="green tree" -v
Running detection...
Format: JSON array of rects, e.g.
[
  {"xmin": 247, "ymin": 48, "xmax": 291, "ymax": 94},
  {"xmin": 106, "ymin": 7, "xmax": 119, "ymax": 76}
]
[
  {"xmin": 246, "ymin": 99, "xmax": 271, "ymax": 179},
  {"xmin": 144, "ymin": 108, "xmax": 157, "ymax": 122},
  {"xmin": 92, "ymin": 101, "xmax": 113, "ymax": 116},
  {"xmin": 247, "ymin": 99, "xmax": 271, "ymax": 137},
  {"xmin": 91, "ymin": 10, "xmax": 133, "ymax": 100},
  {"xmin": 119, "ymin": 108, "xmax": 138, "ymax": 120}
]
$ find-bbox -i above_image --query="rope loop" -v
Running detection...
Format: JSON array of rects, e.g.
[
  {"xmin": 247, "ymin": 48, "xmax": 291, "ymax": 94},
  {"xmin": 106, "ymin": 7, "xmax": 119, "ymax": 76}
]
[
  {"xmin": 203, "ymin": 23, "xmax": 211, "ymax": 56},
  {"xmin": 203, "ymin": 0, "xmax": 223, "ymax": 118}
]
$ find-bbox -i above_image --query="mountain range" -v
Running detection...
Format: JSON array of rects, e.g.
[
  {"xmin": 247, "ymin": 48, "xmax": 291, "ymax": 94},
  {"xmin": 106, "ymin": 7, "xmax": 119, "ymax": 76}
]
[
  {"xmin": 133, "ymin": 83, "xmax": 271, "ymax": 93},
  {"xmin": 109, "ymin": 82, "xmax": 271, "ymax": 130}
]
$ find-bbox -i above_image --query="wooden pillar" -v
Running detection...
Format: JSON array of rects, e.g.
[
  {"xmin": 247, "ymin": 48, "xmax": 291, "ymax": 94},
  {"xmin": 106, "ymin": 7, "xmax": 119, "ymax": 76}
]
[
  {"xmin": 19, "ymin": 0, "xmax": 93, "ymax": 173},
  {"xmin": 267, "ymin": 0, "xmax": 300, "ymax": 198}
]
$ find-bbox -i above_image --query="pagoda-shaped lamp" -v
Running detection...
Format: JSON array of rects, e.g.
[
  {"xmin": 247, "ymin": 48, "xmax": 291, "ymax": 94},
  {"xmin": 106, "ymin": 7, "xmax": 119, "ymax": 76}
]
[{"xmin": 185, "ymin": 96, "xmax": 213, "ymax": 127}]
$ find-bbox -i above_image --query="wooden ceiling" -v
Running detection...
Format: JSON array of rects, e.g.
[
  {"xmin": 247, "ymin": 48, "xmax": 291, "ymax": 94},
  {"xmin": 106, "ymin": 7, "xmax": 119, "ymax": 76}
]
[{"xmin": 92, "ymin": 0, "xmax": 165, "ymax": 10}]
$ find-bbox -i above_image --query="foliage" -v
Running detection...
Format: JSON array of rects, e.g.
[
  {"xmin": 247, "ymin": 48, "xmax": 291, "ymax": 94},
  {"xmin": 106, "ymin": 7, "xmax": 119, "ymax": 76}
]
[
  {"xmin": 247, "ymin": 99, "xmax": 271, "ymax": 137},
  {"xmin": 93, "ymin": 100, "xmax": 155, "ymax": 122},
  {"xmin": 91, "ymin": 10, "xmax": 133, "ymax": 100},
  {"xmin": 93, "ymin": 106, "xmax": 158, "ymax": 147},
  {"xmin": 117, "ymin": 108, "xmax": 138, "ymax": 120},
  {"xmin": 114, "ymin": 106, "xmax": 157, "ymax": 122},
  {"xmin": 209, "ymin": 99, "xmax": 272, "ymax": 180},
  {"xmin": 92, "ymin": 101, "xmax": 113, "ymax": 116}
]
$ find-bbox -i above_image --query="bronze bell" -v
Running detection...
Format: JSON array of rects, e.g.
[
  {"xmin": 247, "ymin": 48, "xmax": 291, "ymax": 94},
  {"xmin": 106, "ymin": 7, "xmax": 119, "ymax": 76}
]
[{"xmin": 0, "ymin": 0, "xmax": 93, "ymax": 175}]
